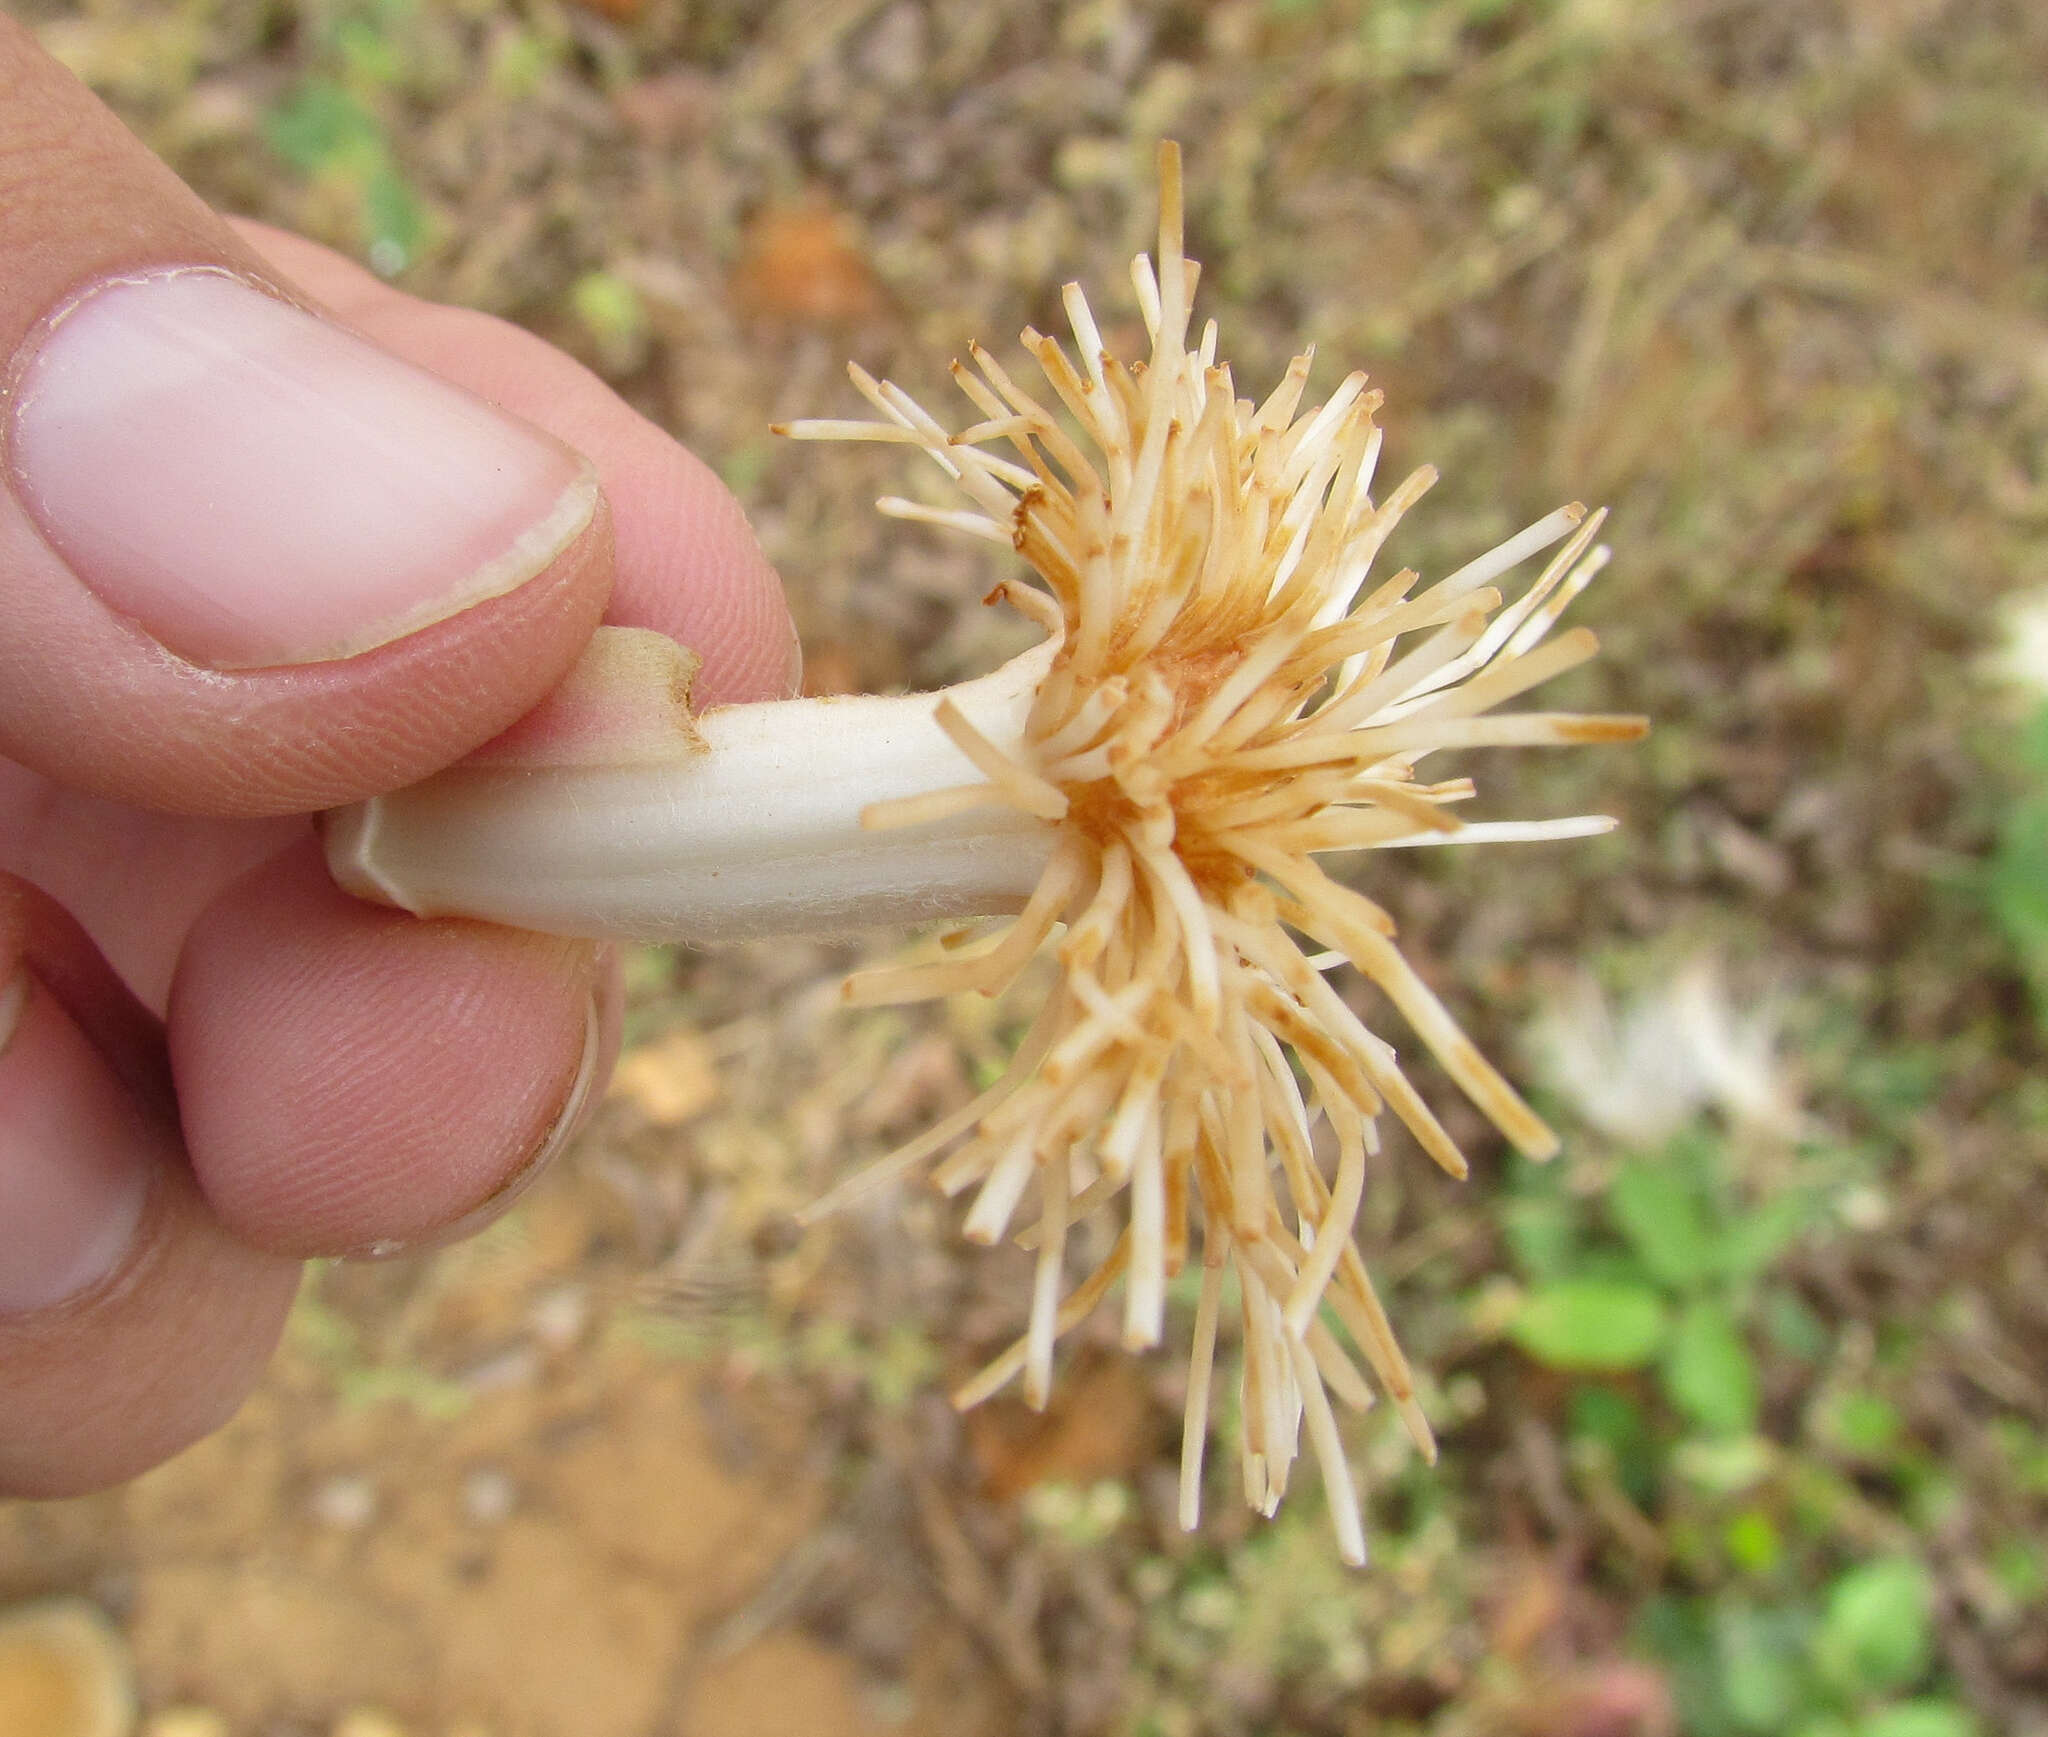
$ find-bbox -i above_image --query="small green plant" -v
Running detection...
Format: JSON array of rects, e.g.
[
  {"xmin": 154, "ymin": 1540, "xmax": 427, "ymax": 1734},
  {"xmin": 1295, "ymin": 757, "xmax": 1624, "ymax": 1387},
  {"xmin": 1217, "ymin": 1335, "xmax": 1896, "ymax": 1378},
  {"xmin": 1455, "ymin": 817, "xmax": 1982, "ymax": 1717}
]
[
  {"xmin": 1495, "ymin": 1104, "xmax": 1988, "ymax": 1736},
  {"xmin": 1640, "ymin": 1555, "xmax": 1977, "ymax": 1737},
  {"xmin": 264, "ymin": 0, "xmax": 427, "ymax": 274},
  {"xmin": 614, "ymin": 1300, "xmax": 939, "ymax": 1414},
  {"xmin": 286, "ymin": 1280, "xmax": 472, "ymax": 1421},
  {"xmin": 569, "ymin": 270, "xmax": 651, "ymax": 375},
  {"xmin": 1505, "ymin": 1125, "xmax": 1811, "ymax": 1439},
  {"xmin": 1988, "ymin": 701, "xmax": 2048, "ymax": 1028}
]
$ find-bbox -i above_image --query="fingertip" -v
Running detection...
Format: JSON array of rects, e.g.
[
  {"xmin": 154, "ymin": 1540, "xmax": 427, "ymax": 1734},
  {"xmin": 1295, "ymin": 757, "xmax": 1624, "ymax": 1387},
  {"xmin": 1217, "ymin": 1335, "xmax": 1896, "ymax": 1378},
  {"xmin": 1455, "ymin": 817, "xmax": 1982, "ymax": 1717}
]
[
  {"xmin": 171, "ymin": 842, "xmax": 602, "ymax": 1255},
  {"xmin": 0, "ymin": 936, "xmax": 298, "ymax": 1495},
  {"xmin": 10, "ymin": 268, "xmax": 606, "ymax": 672},
  {"xmin": 0, "ymin": 1148, "xmax": 301, "ymax": 1496},
  {"xmin": 0, "ymin": 970, "xmax": 153, "ymax": 1316},
  {"xmin": 0, "ymin": 475, "xmax": 616, "ymax": 818},
  {"xmin": 215, "ymin": 236, "xmax": 801, "ymax": 711},
  {"xmin": 611, "ymin": 454, "xmax": 799, "ymax": 707}
]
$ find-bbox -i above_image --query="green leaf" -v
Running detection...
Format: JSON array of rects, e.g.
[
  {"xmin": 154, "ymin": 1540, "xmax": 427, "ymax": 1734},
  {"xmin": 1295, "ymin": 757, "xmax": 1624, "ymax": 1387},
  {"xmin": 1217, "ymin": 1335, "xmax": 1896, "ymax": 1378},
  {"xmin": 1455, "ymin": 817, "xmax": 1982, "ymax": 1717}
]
[
  {"xmin": 1715, "ymin": 1604, "xmax": 1812, "ymax": 1733},
  {"xmin": 362, "ymin": 163, "xmax": 424, "ymax": 273},
  {"xmin": 488, "ymin": 26, "xmax": 558, "ymax": 98},
  {"xmin": 1856, "ymin": 1703, "xmax": 1978, "ymax": 1737},
  {"xmin": 1724, "ymin": 1509, "xmax": 1784, "ymax": 1577},
  {"xmin": 1842, "ymin": 1046, "xmax": 1943, "ymax": 1126},
  {"xmin": 2018, "ymin": 699, "xmax": 2048, "ymax": 774},
  {"xmin": 1638, "ymin": 1596, "xmax": 1737, "ymax": 1737},
  {"xmin": 1570, "ymin": 1385, "xmax": 1657, "ymax": 1505},
  {"xmin": 1764, "ymin": 1286, "xmax": 1831, "ymax": 1360},
  {"xmin": 334, "ymin": 13, "xmax": 404, "ymax": 85},
  {"xmin": 571, "ymin": 271, "xmax": 648, "ymax": 347},
  {"xmin": 1991, "ymin": 748, "xmax": 2048, "ymax": 1023},
  {"xmin": 1664, "ymin": 1298, "xmax": 1761, "ymax": 1436},
  {"xmin": 1992, "ymin": 1417, "xmax": 2048, "ymax": 1493},
  {"xmin": 1511, "ymin": 1279, "xmax": 1667, "ymax": 1370},
  {"xmin": 1992, "ymin": 1537, "xmax": 2048, "ymax": 1606},
  {"xmin": 1502, "ymin": 1192, "xmax": 1580, "ymax": 1280},
  {"xmin": 1721, "ymin": 1192, "xmax": 1812, "ymax": 1284},
  {"xmin": 1672, "ymin": 1433, "xmax": 1774, "ymax": 1495},
  {"xmin": 1610, "ymin": 1157, "xmax": 1718, "ymax": 1288},
  {"xmin": 1825, "ymin": 1391, "xmax": 1903, "ymax": 1461},
  {"xmin": 1818, "ymin": 1557, "xmax": 1933, "ymax": 1697},
  {"xmin": 265, "ymin": 78, "xmax": 383, "ymax": 175}
]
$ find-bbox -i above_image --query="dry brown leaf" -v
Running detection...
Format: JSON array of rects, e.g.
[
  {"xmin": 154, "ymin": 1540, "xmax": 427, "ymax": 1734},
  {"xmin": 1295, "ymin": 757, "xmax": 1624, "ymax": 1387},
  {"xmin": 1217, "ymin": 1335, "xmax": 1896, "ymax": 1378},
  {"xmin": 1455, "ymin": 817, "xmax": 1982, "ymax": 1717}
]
[
  {"xmin": 965, "ymin": 1355, "xmax": 1158, "ymax": 1501},
  {"xmin": 608, "ymin": 1026, "xmax": 720, "ymax": 1126},
  {"xmin": 0, "ymin": 1600, "xmax": 133, "ymax": 1737},
  {"xmin": 731, "ymin": 203, "xmax": 885, "ymax": 327},
  {"xmin": 1486, "ymin": 1552, "xmax": 1567, "ymax": 1662}
]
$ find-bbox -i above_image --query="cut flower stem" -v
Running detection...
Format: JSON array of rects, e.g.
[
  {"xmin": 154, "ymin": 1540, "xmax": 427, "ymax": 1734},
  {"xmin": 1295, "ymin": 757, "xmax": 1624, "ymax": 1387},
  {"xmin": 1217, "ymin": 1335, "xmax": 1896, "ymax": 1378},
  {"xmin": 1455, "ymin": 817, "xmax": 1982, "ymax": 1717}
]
[
  {"xmin": 329, "ymin": 631, "xmax": 1059, "ymax": 944},
  {"xmin": 326, "ymin": 143, "xmax": 1646, "ymax": 1565}
]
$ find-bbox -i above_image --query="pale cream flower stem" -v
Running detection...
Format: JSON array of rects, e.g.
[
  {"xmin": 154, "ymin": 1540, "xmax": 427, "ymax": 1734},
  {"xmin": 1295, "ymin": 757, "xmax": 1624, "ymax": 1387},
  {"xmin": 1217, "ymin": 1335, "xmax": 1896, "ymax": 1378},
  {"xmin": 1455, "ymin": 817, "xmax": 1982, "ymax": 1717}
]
[{"xmin": 327, "ymin": 643, "xmax": 1060, "ymax": 944}]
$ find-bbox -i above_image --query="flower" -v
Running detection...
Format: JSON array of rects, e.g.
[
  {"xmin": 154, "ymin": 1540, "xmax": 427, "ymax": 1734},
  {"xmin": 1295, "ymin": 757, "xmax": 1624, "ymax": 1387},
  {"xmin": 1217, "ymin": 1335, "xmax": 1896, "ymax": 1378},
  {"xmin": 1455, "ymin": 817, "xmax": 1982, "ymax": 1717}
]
[
  {"xmin": 1527, "ymin": 958, "xmax": 1806, "ymax": 1147},
  {"xmin": 1983, "ymin": 586, "xmax": 2048, "ymax": 702},
  {"xmin": 786, "ymin": 143, "xmax": 1645, "ymax": 1562},
  {"xmin": 329, "ymin": 141, "xmax": 1644, "ymax": 1563}
]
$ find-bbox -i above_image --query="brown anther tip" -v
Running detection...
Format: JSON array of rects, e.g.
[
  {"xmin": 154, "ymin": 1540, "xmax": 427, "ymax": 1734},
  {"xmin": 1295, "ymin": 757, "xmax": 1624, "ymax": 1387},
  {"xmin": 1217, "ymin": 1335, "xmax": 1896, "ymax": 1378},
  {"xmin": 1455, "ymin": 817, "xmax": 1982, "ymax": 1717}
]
[{"xmin": 1561, "ymin": 715, "xmax": 1652, "ymax": 743}]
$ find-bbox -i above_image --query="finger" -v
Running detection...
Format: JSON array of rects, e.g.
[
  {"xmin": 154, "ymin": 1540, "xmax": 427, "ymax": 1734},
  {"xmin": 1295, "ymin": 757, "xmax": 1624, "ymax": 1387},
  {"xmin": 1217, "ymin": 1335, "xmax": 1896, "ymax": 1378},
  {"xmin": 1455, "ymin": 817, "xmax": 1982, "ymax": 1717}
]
[
  {"xmin": 0, "ymin": 755, "xmax": 304, "ymax": 1012},
  {"xmin": 0, "ymin": 875, "xmax": 300, "ymax": 1497},
  {"xmin": 168, "ymin": 843, "xmax": 616, "ymax": 1255},
  {"xmin": 230, "ymin": 220, "xmax": 799, "ymax": 709},
  {"xmin": 0, "ymin": 21, "xmax": 614, "ymax": 817}
]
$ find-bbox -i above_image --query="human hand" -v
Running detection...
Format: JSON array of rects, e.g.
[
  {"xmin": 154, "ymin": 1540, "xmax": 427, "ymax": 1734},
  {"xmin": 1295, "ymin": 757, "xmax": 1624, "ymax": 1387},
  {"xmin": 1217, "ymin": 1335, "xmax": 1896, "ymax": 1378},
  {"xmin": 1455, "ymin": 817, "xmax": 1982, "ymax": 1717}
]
[{"xmin": 0, "ymin": 19, "xmax": 798, "ymax": 1496}]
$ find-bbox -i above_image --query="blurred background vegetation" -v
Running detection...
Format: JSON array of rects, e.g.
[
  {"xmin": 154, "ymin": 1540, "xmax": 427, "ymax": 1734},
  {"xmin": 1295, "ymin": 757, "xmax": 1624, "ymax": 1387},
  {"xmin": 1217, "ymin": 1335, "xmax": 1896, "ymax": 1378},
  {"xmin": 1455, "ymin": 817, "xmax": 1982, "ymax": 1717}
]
[{"xmin": 3, "ymin": 1, "xmax": 2047, "ymax": 1734}]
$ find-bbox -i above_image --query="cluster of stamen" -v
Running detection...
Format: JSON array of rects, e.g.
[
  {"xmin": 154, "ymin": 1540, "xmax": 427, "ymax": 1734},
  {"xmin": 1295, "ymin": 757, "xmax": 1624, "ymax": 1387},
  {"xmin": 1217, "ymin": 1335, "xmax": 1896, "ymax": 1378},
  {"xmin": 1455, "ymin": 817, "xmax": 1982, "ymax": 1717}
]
[{"xmin": 785, "ymin": 144, "xmax": 1643, "ymax": 1563}]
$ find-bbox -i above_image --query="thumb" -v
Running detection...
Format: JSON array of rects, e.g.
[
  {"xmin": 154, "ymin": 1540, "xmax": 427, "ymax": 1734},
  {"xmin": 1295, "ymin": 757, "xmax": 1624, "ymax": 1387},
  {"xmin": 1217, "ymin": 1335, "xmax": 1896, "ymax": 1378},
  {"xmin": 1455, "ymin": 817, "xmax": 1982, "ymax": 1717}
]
[{"xmin": 0, "ymin": 19, "xmax": 613, "ymax": 818}]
